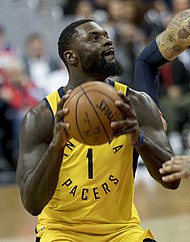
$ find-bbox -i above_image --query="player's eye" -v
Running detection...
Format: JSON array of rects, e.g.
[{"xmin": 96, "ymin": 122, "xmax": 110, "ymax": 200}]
[
  {"xmin": 104, "ymin": 34, "xmax": 109, "ymax": 39},
  {"xmin": 89, "ymin": 35, "xmax": 99, "ymax": 41}
]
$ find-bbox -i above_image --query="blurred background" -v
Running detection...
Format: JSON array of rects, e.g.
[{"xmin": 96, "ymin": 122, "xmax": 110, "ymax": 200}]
[{"xmin": 0, "ymin": 0, "xmax": 190, "ymax": 241}]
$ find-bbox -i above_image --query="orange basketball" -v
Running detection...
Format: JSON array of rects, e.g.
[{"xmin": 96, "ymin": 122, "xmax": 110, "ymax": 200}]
[{"xmin": 63, "ymin": 81, "xmax": 124, "ymax": 145}]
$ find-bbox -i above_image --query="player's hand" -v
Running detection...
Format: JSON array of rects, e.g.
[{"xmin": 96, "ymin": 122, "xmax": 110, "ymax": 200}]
[
  {"xmin": 159, "ymin": 156, "xmax": 190, "ymax": 181},
  {"xmin": 53, "ymin": 91, "xmax": 71, "ymax": 147},
  {"xmin": 111, "ymin": 91, "xmax": 141, "ymax": 145}
]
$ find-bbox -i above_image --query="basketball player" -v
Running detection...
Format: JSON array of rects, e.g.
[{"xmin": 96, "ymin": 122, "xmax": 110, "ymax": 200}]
[
  {"xmin": 16, "ymin": 19, "xmax": 180, "ymax": 242},
  {"xmin": 134, "ymin": 8, "xmax": 190, "ymax": 182}
]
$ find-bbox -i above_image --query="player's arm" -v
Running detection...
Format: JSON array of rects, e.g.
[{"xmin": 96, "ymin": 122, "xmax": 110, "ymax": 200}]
[
  {"xmin": 156, "ymin": 9, "xmax": 190, "ymax": 61},
  {"xmin": 134, "ymin": 39, "xmax": 167, "ymax": 106},
  {"xmin": 134, "ymin": 9, "xmax": 190, "ymax": 106},
  {"xmin": 131, "ymin": 91, "xmax": 180, "ymax": 189},
  {"xmin": 16, "ymin": 96, "xmax": 69, "ymax": 216},
  {"xmin": 112, "ymin": 90, "xmax": 180, "ymax": 189}
]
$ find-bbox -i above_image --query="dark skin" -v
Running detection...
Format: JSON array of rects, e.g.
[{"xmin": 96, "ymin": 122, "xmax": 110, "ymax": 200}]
[{"xmin": 16, "ymin": 21, "xmax": 180, "ymax": 216}]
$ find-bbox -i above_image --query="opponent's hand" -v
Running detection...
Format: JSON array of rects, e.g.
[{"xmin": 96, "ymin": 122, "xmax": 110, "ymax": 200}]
[
  {"xmin": 53, "ymin": 91, "xmax": 71, "ymax": 147},
  {"xmin": 111, "ymin": 91, "xmax": 141, "ymax": 146},
  {"xmin": 159, "ymin": 156, "xmax": 190, "ymax": 181}
]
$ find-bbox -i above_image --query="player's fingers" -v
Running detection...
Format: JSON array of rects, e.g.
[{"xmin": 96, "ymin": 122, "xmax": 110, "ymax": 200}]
[
  {"xmin": 112, "ymin": 128, "xmax": 135, "ymax": 138},
  {"xmin": 161, "ymin": 160, "xmax": 172, "ymax": 167},
  {"xmin": 115, "ymin": 92, "xmax": 132, "ymax": 110},
  {"xmin": 163, "ymin": 157, "xmax": 188, "ymax": 167},
  {"xmin": 111, "ymin": 119, "xmax": 138, "ymax": 135},
  {"xmin": 159, "ymin": 164, "xmax": 182, "ymax": 174},
  {"xmin": 55, "ymin": 108, "xmax": 69, "ymax": 124},
  {"xmin": 115, "ymin": 100, "xmax": 136, "ymax": 121},
  {"xmin": 161, "ymin": 172, "xmax": 183, "ymax": 182},
  {"xmin": 57, "ymin": 92, "xmax": 70, "ymax": 111},
  {"xmin": 171, "ymin": 156, "xmax": 190, "ymax": 162},
  {"xmin": 117, "ymin": 91, "xmax": 130, "ymax": 104}
]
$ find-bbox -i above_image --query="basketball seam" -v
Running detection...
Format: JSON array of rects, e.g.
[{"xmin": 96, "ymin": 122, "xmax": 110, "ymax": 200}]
[
  {"xmin": 78, "ymin": 86, "xmax": 111, "ymax": 143},
  {"xmin": 64, "ymin": 88, "xmax": 84, "ymax": 108},
  {"xmin": 75, "ymin": 94, "xmax": 88, "ymax": 144}
]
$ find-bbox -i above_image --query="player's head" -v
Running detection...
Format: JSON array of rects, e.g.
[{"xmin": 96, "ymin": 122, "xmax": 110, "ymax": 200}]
[
  {"xmin": 58, "ymin": 19, "xmax": 93, "ymax": 66},
  {"xmin": 58, "ymin": 19, "xmax": 124, "ymax": 78}
]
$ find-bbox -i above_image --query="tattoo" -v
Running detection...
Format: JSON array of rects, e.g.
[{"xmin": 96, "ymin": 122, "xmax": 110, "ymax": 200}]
[
  {"xmin": 178, "ymin": 28, "xmax": 190, "ymax": 39},
  {"xmin": 156, "ymin": 9, "xmax": 190, "ymax": 61}
]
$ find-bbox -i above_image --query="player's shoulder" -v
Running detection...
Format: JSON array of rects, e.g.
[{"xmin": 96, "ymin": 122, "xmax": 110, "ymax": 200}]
[
  {"xmin": 129, "ymin": 88, "xmax": 159, "ymax": 117},
  {"xmin": 22, "ymin": 100, "xmax": 53, "ymax": 135},
  {"xmin": 25, "ymin": 100, "xmax": 50, "ymax": 120},
  {"xmin": 129, "ymin": 88, "xmax": 155, "ymax": 106},
  {"xmin": 108, "ymin": 80, "xmax": 155, "ymax": 108},
  {"xmin": 129, "ymin": 88, "xmax": 161, "ymax": 127}
]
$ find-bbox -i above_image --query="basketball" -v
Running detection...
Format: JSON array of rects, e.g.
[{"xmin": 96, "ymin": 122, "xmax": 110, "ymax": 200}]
[{"xmin": 63, "ymin": 81, "xmax": 124, "ymax": 145}]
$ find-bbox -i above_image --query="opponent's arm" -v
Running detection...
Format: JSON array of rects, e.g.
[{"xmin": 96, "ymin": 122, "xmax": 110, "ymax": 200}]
[
  {"xmin": 134, "ymin": 40, "xmax": 168, "ymax": 106},
  {"xmin": 134, "ymin": 9, "xmax": 190, "ymax": 106},
  {"xmin": 156, "ymin": 9, "xmax": 190, "ymax": 61},
  {"xmin": 16, "ymin": 96, "xmax": 69, "ymax": 216}
]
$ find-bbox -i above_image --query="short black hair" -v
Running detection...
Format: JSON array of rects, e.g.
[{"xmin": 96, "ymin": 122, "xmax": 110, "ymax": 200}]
[{"xmin": 58, "ymin": 19, "xmax": 94, "ymax": 65}]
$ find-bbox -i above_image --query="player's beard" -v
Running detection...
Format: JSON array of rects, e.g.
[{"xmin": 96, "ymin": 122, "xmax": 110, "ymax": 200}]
[{"xmin": 81, "ymin": 54, "xmax": 124, "ymax": 78}]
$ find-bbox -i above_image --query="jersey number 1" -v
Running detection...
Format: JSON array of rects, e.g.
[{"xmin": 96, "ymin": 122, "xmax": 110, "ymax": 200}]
[{"xmin": 87, "ymin": 148, "xmax": 93, "ymax": 179}]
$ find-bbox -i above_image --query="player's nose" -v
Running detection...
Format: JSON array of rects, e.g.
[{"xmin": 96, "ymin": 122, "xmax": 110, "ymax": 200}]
[{"xmin": 102, "ymin": 36, "xmax": 113, "ymax": 47}]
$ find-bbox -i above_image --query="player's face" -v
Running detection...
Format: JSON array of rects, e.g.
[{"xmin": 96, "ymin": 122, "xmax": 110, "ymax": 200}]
[{"xmin": 72, "ymin": 22, "xmax": 124, "ymax": 77}]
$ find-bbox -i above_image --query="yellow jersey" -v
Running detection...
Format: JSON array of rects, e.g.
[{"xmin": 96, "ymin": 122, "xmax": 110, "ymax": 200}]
[{"xmin": 36, "ymin": 80, "xmax": 154, "ymax": 242}]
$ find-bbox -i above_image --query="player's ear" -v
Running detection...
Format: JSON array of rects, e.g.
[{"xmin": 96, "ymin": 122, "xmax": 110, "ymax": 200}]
[{"xmin": 64, "ymin": 50, "xmax": 78, "ymax": 64}]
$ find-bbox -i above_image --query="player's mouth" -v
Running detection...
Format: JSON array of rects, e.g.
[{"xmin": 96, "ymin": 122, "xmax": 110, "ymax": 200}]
[{"xmin": 103, "ymin": 47, "xmax": 115, "ymax": 57}]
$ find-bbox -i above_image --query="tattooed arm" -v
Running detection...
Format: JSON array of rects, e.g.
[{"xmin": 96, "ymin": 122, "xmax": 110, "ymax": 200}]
[
  {"xmin": 156, "ymin": 9, "xmax": 190, "ymax": 61},
  {"xmin": 134, "ymin": 9, "xmax": 190, "ymax": 106}
]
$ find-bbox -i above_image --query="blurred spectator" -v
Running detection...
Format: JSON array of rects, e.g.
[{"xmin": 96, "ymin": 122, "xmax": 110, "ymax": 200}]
[
  {"xmin": 0, "ymin": 58, "xmax": 39, "ymax": 165},
  {"xmin": 116, "ymin": 22, "xmax": 146, "ymax": 87},
  {"xmin": 91, "ymin": 0, "xmax": 108, "ymax": 11},
  {"xmin": 159, "ymin": 58, "xmax": 190, "ymax": 153},
  {"xmin": 172, "ymin": 0, "xmax": 190, "ymax": 13},
  {"xmin": 0, "ymin": 68, "xmax": 15, "ymax": 170},
  {"xmin": 0, "ymin": 25, "xmax": 13, "ymax": 51},
  {"xmin": 75, "ymin": 0, "xmax": 95, "ymax": 19},
  {"xmin": 0, "ymin": 25, "xmax": 18, "ymax": 69},
  {"xmin": 172, "ymin": 0, "xmax": 190, "ymax": 88},
  {"xmin": 143, "ymin": 0, "xmax": 172, "ymax": 40},
  {"xmin": 122, "ymin": 0, "xmax": 145, "ymax": 26},
  {"xmin": 45, "ymin": 61, "xmax": 69, "ymax": 94},
  {"xmin": 22, "ymin": 32, "xmax": 60, "ymax": 97},
  {"xmin": 104, "ymin": 0, "xmax": 147, "ymax": 86},
  {"xmin": 107, "ymin": 0, "xmax": 126, "ymax": 23},
  {"xmin": 74, "ymin": 0, "xmax": 108, "ymax": 23},
  {"xmin": 60, "ymin": 0, "xmax": 81, "ymax": 16}
]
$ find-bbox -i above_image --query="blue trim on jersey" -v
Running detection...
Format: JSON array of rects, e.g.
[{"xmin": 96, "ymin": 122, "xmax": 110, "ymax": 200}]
[
  {"xmin": 58, "ymin": 86, "xmax": 65, "ymax": 98},
  {"xmin": 43, "ymin": 97, "xmax": 55, "ymax": 123},
  {"xmin": 108, "ymin": 79, "xmax": 115, "ymax": 87},
  {"xmin": 126, "ymin": 87, "xmax": 129, "ymax": 96},
  {"xmin": 44, "ymin": 82, "xmax": 137, "ymax": 175},
  {"xmin": 108, "ymin": 79, "xmax": 129, "ymax": 96},
  {"xmin": 44, "ymin": 87, "xmax": 64, "ymax": 125}
]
